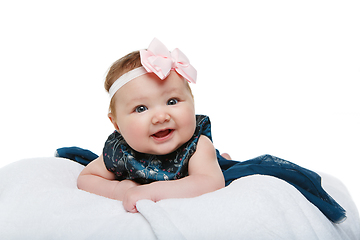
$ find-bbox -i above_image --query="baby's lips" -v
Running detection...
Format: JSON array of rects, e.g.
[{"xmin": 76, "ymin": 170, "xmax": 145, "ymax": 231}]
[{"xmin": 152, "ymin": 129, "xmax": 173, "ymax": 138}]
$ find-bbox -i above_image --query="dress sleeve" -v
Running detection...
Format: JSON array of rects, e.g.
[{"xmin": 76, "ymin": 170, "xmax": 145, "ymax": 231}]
[
  {"xmin": 195, "ymin": 115, "xmax": 213, "ymax": 142},
  {"xmin": 102, "ymin": 131, "xmax": 128, "ymax": 180}
]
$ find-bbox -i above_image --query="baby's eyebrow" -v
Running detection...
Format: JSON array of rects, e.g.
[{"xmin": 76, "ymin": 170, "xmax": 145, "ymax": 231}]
[
  {"xmin": 127, "ymin": 95, "xmax": 149, "ymax": 103},
  {"xmin": 121, "ymin": 94, "xmax": 149, "ymax": 105},
  {"xmin": 124, "ymin": 86, "xmax": 184, "ymax": 104}
]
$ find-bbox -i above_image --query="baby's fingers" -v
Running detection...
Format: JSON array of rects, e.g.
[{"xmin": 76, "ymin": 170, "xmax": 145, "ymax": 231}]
[
  {"xmin": 122, "ymin": 188, "xmax": 141, "ymax": 213},
  {"xmin": 123, "ymin": 200, "xmax": 138, "ymax": 213}
]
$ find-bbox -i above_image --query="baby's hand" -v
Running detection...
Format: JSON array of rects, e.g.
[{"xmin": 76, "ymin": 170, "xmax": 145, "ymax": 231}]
[{"xmin": 122, "ymin": 185, "xmax": 153, "ymax": 213}]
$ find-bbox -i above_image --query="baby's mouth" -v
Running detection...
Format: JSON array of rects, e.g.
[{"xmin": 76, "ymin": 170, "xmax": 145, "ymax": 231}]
[{"xmin": 152, "ymin": 129, "xmax": 174, "ymax": 139}]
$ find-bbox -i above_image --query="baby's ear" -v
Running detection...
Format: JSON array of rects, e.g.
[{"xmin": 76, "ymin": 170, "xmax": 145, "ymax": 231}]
[{"xmin": 108, "ymin": 113, "xmax": 120, "ymax": 131}]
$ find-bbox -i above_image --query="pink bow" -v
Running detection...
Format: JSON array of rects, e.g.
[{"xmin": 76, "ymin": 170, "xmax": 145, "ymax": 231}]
[{"xmin": 140, "ymin": 38, "xmax": 197, "ymax": 84}]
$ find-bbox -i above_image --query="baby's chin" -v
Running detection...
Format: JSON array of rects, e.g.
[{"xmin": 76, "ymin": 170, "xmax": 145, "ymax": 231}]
[
  {"xmin": 132, "ymin": 141, "xmax": 185, "ymax": 156},
  {"xmin": 140, "ymin": 146, "xmax": 181, "ymax": 156}
]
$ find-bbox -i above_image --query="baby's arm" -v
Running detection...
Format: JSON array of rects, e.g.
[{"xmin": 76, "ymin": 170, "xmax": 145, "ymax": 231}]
[
  {"xmin": 122, "ymin": 135, "xmax": 225, "ymax": 212},
  {"xmin": 77, "ymin": 155, "xmax": 139, "ymax": 201}
]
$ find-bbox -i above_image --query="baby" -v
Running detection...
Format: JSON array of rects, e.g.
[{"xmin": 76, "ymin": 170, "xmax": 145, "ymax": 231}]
[
  {"xmin": 73, "ymin": 38, "xmax": 346, "ymax": 223},
  {"xmin": 77, "ymin": 38, "xmax": 225, "ymax": 212}
]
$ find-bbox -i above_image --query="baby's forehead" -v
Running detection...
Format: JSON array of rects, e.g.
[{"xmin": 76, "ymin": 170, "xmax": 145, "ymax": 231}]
[
  {"xmin": 129, "ymin": 83, "xmax": 187, "ymax": 100},
  {"xmin": 116, "ymin": 73, "xmax": 190, "ymax": 101}
]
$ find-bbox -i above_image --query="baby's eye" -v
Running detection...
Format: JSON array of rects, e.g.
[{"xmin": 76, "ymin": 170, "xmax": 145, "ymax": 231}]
[
  {"xmin": 167, "ymin": 98, "xmax": 178, "ymax": 106},
  {"xmin": 135, "ymin": 105, "xmax": 148, "ymax": 113}
]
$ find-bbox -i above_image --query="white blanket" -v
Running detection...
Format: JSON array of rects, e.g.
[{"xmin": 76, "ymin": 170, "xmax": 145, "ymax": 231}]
[{"xmin": 0, "ymin": 157, "xmax": 359, "ymax": 239}]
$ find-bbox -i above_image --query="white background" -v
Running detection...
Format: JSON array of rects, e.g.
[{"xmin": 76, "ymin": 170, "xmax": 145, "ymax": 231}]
[{"xmin": 1, "ymin": 1, "xmax": 359, "ymax": 208}]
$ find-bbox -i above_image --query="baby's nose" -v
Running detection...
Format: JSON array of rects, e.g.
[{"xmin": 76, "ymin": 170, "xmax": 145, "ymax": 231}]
[{"xmin": 152, "ymin": 112, "xmax": 171, "ymax": 124}]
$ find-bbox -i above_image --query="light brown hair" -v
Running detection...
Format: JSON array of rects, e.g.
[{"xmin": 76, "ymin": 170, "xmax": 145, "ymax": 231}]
[{"xmin": 105, "ymin": 51, "xmax": 142, "ymax": 116}]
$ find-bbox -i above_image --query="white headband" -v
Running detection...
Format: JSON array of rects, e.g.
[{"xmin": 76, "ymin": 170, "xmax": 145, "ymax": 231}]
[
  {"xmin": 108, "ymin": 67, "xmax": 148, "ymax": 99},
  {"xmin": 108, "ymin": 38, "xmax": 197, "ymax": 100}
]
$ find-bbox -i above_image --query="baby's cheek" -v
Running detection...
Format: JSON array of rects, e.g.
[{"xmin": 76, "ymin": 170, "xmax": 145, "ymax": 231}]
[
  {"xmin": 124, "ymin": 125, "xmax": 146, "ymax": 149},
  {"xmin": 184, "ymin": 114, "xmax": 196, "ymax": 132},
  {"xmin": 179, "ymin": 115, "xmax": 196, "ymax": 142}
]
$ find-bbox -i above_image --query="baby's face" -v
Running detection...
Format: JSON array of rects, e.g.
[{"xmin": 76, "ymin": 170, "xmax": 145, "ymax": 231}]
[{"xmin": 110, "ymin": 71, "xmax": 196, "ymax": 155}]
